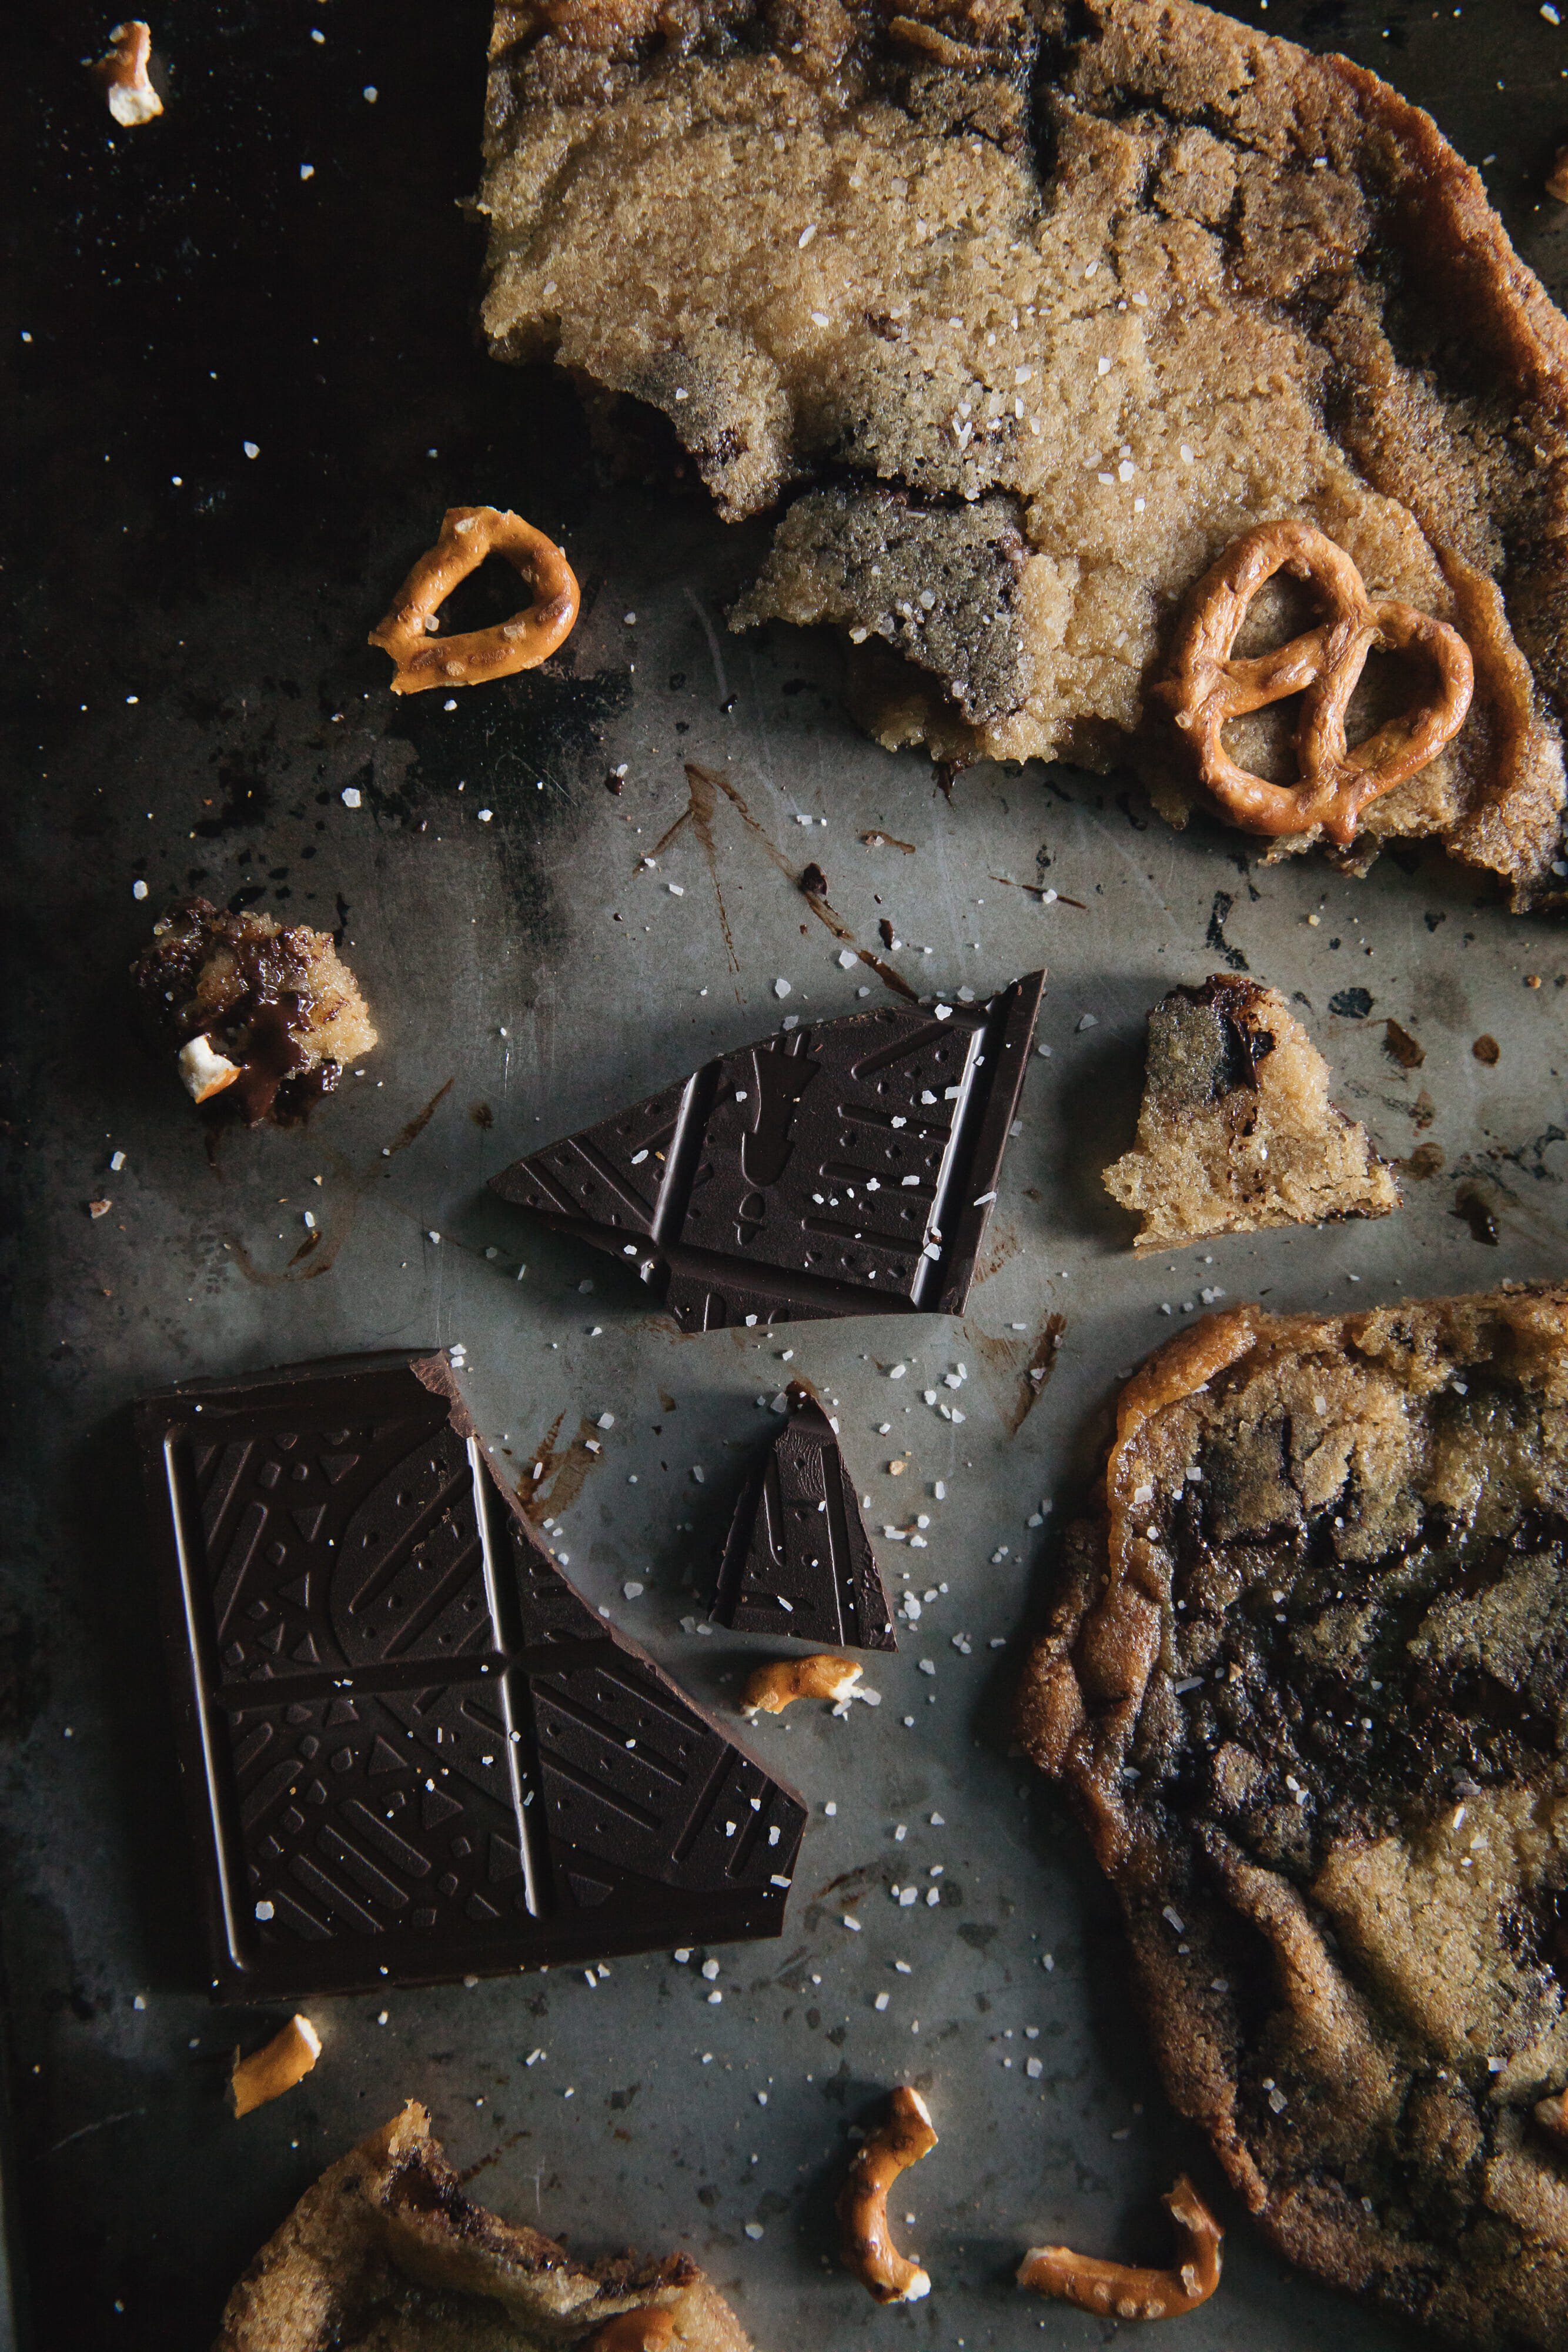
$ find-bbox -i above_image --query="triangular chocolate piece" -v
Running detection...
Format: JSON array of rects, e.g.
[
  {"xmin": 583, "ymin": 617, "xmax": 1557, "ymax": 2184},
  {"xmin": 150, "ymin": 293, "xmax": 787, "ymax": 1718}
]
[
  {"xmin": 137, "ymin": 1349, "xmax": 807, "ymax": 2001},
  {"xmin": 712, "ymin": 1397, "xmax": 895, "ymax": 1651},
  {"xmin": 490, "ymin": 972, "xmax": 1043, "ymax": 1330}
]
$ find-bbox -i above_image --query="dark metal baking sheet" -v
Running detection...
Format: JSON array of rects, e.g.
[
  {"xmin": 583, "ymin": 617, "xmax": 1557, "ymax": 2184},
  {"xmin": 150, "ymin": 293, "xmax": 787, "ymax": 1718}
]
[{"xmin": 8, "ymin": 4, "xmax": 1568, "ymax": 2346}]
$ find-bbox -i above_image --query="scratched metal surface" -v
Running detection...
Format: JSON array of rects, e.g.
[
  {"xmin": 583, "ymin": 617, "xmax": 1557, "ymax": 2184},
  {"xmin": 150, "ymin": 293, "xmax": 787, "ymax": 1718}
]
[{"xmin": 8, "ymin": 4, "xmax": 1568, "ymax": 2347}]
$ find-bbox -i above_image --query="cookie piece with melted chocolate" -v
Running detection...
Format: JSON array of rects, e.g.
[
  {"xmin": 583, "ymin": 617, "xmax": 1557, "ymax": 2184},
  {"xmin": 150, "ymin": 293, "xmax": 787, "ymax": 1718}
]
[
  {"xmin": 1103, "ymin": 974, "xmax": 1399, "ymax": 1250},
  {"xmin": 215, "ymin": 2099, "xmax": 751, "ymax": 2351},
  {"xmin": 1018, "ymin": 1286, "xmax": 1568, "ymax": 2350},
  {"xmin": 132, "ymin": 896, "xmax": 378, "ymax": 1126}
]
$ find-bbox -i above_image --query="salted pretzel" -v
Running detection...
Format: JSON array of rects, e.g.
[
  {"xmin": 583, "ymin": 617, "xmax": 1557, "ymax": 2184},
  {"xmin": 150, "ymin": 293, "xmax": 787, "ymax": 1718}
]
[
  {"xmin": 369, "ymin": 506, "xmax": 579, "ymax": 694},
  {"xmin": 1017, "ymin": 2173, "xmax": 1222, "ymax": 2321},
  {"xmin": 838, "ymin": 2086, "xmax": 938, "ymax": 2303},
  {"xmin": 1159, "ymin": 519, "xmax": 1473, "ymax": 847}
]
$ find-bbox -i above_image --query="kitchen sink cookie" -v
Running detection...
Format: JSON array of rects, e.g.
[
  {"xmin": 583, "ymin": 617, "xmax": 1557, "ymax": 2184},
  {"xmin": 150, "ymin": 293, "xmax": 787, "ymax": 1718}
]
[
  {"xmin": 1104, "ymin": 974, "xmax": 1399, "ymax": 1250},
  {"xmin": 215, "ymin": 2100, "xmax": 751, "ymax": 2351},
  {"xmin": 132, "ymin": 896, "xmax": 377, "ymax": 1126},
  {"xmin": 1018, "ymin": 1285, "xmax": 1568, "ymax": 2349},
  {"xmin": 479, "ymin": 0, "xmax": 1568, "ymax": 903}
]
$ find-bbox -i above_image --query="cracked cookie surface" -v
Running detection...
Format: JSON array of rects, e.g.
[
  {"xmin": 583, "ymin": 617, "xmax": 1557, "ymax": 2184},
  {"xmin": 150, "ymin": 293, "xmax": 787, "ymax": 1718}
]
[
  {"xmin": 1019, "ymin": 1287, "xmax": 1568, "ymax": 2349},
  {"xmin": 479, "ymin": 0, "xmax": 1568, "ymax": 901}
]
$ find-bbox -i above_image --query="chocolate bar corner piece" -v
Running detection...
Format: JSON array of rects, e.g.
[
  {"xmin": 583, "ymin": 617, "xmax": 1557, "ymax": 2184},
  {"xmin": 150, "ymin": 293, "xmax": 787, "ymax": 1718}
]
[
  {"xmin": 712, "ymin": 1395, "xmax": 895, "ymax": 1652},
  {"xmin": 489, "ymin": 970, "xmax": 1044, "ymax": 1330},
  {"xmin": 136, "ymin": 1350, "xmax": 807, "ymax": 2001}
]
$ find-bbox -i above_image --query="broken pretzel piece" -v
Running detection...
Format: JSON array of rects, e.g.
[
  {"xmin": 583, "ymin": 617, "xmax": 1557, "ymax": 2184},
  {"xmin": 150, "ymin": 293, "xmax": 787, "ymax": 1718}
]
[
  {"xmin": 581, "ymin": 2311, "xmax": 675, "ymax": 2352},
  {"xmin": 741, "ymin": 1654, "xmax": 862, "ymax": 1718},
  {"xmin": 838, "ymin": 2086, "xmax": 937, "ymax": 2304},
  {"xmin": 1018, "ymin": 2173, "xmax": 1222, "ymax": 2321},
  {"xmin": 231, "ymin": 2014, "xmax": 322, "ymax": 2119},
  {"xmin": 369, "ymin": 506, "xmax": 579, "ymax": 694},
  {"xmin": 92, "ymin": 21, "xmax": 163, "ymax": 126}
]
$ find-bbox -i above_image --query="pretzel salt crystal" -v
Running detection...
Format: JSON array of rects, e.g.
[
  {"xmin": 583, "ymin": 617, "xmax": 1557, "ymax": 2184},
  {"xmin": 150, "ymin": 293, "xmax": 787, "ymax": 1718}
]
[
  {"xmin": 93, "ymin": 21, "xmax": 163, "ymax": 126},
  {"xmin": 581, "ymin": 2310, "xmax": 675, "ymax": 2351},
  {"xmin": 1159, "ymin": 519, "xmax": 1473, "ymax": 847},
  {"xmin": 1017, "ymin": 2173, "xmax": 1222, "ymax": 2320},
  {"xmin": 369, "ymin": 506, "xmax": 580, "ymax": 695},
  {"xmin": 838, "ymin": 2086, "xmax": 938, "ymax": 2303},
  {"xmin": 231, "ymin": 2014, "xmax": 322, "ymax": 2118},
  {"xmin": 741, "ymin": 1654, "xmax": 862, "ymax": 1717}
]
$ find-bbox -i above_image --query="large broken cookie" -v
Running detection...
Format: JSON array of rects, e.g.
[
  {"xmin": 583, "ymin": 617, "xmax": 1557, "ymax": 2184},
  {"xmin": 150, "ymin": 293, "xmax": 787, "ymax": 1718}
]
[
  {"xmin": 216, "ymin": 2100, "xmax": 751, "ymax": 2351},
  {"xmin": 138, "ymin": 1352, "xmax": 805, "ymax": 1997},
  {"xmin": 1018, "ymin": 1287, "xmax": 1568, "ymax": 2349},
  {"xmin": 1104, "ymin": 974, "xmax": 1399, "ymax": 1250},
  {"xmin": 479, "ymin": 0, "xmax": 1567, "ymax": 903},
  {"xmin": 489, "ymin": 977, "xmax": 1041, "ymax": 1329}
]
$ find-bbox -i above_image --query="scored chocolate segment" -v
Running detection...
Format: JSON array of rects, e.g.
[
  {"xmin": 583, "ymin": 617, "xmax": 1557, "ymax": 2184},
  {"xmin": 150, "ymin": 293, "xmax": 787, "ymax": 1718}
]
[
  {"xmin": 712, "ymin": 1398, "xmax": 895, "ymax": 1651},
  {"xmin": 489, "ymin": 970, "xmax": 1044, "ymax": 1329},
  {"xmin": 138, "ymin": 1351, "xmax": 807, "ymax": 1999}
]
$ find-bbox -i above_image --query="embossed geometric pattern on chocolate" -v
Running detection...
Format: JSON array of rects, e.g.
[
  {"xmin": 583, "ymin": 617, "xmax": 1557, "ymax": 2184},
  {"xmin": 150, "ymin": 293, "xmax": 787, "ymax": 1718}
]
[
  {"xmin": 139, "ymin": 1352, "xmax": 807, "ymax": 1999},
  {"xmin": 712, "ymin": 1397, "xmax": 895, "ymax": 1651},
  {"xmin": 490, "ymin": 973, "xmax": 1043, "ymax": 1329}
]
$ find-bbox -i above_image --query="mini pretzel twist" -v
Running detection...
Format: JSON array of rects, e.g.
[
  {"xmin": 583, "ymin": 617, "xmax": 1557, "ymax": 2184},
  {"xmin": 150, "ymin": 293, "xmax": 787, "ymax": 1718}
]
[
  {"xmin": 838, "ymin": 2086, "xmax": 938, "ymax": 2303},
  {"xmin": 1159, "ymin": 520, "xmax": 1473, "ymax": 847},
  {"xmin": 1017, "ymin": 2173, "xmax": 1222, "ymax": 2321},
  {"xmin": 741, "ymin": 1654, "xmax": 862, "ymax": 1716},
  {"xmin": 369, "ymin": 506, "xmax": 579, "ymax": 695},
  {"xmin": 581, "ymin": 2310, "xmax": 674, "ymax": 2352}
]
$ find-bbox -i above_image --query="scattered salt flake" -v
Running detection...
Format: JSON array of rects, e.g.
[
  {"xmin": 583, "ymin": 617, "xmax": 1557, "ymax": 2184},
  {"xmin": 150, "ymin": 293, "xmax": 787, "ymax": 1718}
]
[
  {"xmin": 1162, "ymin": 1905, "xmax": 1186, "ymax": 1933},
  {"xmin": 744, "ymin": 2223, "xmax": 765, "ymax": 2240},
  {"xmin": 623, "ymin": 1582, "xmax": 644, "ymax": 1600},
  {"xmin": 342, "ymin": 787, "xmax": 362, "ymax": 808},
  {"xmin": 841, "ymin": 1913, "xmax": 862, "ymax": 1931},
  {"xmin": 132, "ymin": 878, "xmax": 148, "ymax": 900},
  {"xmin": 1076, "ymin": 1013, "xmax": 1098, "ymax": 1031},
  {"xmin": 773, "ymin": 977, "xmax": 792, "ymax": 998}
]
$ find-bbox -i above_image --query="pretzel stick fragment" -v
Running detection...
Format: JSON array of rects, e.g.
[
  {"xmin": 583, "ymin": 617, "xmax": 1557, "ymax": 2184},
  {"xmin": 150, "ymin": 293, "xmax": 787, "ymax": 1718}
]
[
  {"xmin": 1018, "ymin": 2173, "xmax": 1222, "ymax": 2320},
  {"xmin": 838, "ymin": 2086, "xmax": 937, "ymax": 2303},
  {"xmin": 369, "ymin": 506, "xmax": 579, "ymax": 694},
  {"xmin": 741, "ymin": 1654, "xmax": 862, "ymax": 1717},
  {"xmin": 231, "ymin": 2014, "xmax": 323, "ymax": 2118},
  {"xmin": 92, "ymin": 22, "xmax": 163, "ymax": 126},
  {"xmin": 581, "ymin": 2311, "xmax": 675, "ymax": 2352}
]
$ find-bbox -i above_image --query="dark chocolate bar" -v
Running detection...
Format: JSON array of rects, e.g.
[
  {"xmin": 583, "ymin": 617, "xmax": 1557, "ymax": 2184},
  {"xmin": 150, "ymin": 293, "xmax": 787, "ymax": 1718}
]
[
  {"xmin": 712, "ymin": 1395, "xmax": 894, "ymax": 1651},
  {"xmin": 137, "ymin": 1352, "xmax": 807, "ymax": 2000},
  {"xmin": 489, "ymin": 971, "xmax": 1044, "ymax": 1330}
]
